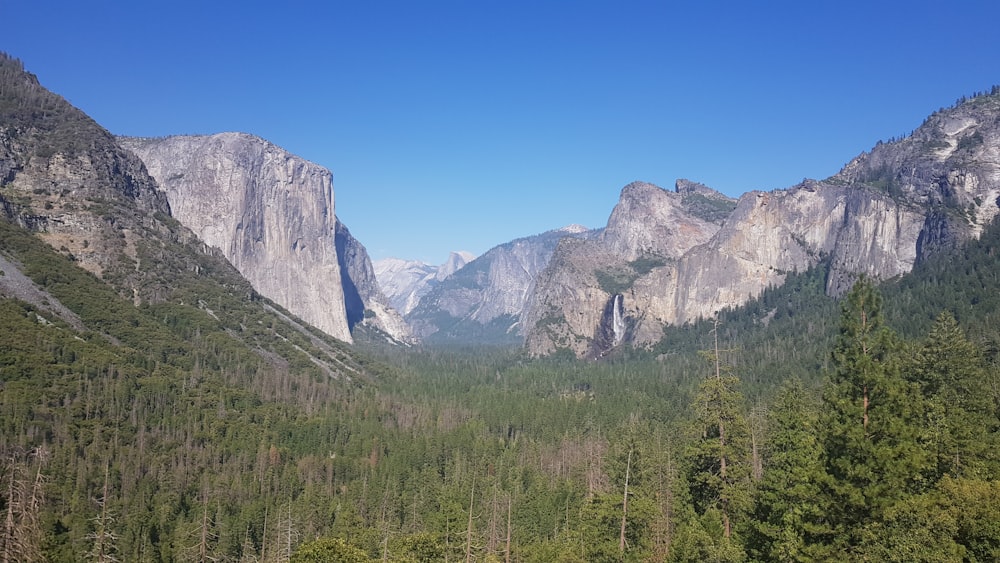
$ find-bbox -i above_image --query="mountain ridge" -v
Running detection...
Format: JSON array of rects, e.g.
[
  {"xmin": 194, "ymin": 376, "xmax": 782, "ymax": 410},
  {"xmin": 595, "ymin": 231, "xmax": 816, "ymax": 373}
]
[{"xmin": 523, "ymin": 91, "xmax": 1000, "ymax": 357}]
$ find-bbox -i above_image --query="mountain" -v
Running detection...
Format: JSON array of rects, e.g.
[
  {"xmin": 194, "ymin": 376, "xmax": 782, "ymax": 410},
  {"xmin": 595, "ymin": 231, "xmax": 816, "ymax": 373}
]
[
  {"xmin": 405, "ymin": 225, "xmax": 596, "ymax": 343},
  {"xmin": 524, "ymin": 93, "xmax": 1000, "ymax": 358},
  {"xmin": 0, "ymin": 52, "xmax": 390, "ymax": 560},
  {"xmin": 117, "ymin": 133, "xmax": 356, "ymax": 342},
  {"xmin": 0, "ymin": 53, "xmax": 372, "ymax": 377},
  {"xmin": 373, "ymin": 251, "xmax": 475, "ymax": 316}
]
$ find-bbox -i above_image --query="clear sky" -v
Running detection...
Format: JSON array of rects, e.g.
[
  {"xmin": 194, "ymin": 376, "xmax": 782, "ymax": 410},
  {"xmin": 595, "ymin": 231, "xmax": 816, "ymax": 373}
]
[{"xmin": 5, "ymin": 1, "xmax": 1000, "ymax": 264}]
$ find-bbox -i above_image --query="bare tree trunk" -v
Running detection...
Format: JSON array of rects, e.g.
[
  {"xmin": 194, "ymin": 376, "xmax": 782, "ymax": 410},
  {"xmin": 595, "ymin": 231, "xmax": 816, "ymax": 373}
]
[
  {"xmin": 619, "ymin": 449, "xmax": 632, "ymax": 553},
  {"xmin": 261, "ymin": 505, "xmax": 268, "ymax": 562},
  {"xmin": 284, "ymin": 502, "xmax": 293, "ymax": 563},
  {"xmin": 2, "ymin": 454, "xmax": 17, "ymax": 563},
  {"xmin": 464, "ymin": 478, "xmax": 475, "ymax": 563},
  {"xmin": 505, "ymin": 494, "xmax": 512, "ymax": 563},
  {"xmin": 199, "ymin": 498, "xmax": 209, "ymax": 563}
]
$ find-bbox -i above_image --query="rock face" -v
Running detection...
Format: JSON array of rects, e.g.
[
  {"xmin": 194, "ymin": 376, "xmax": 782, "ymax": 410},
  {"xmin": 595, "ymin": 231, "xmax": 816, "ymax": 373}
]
[
  {"xmin": 373, "ymin": 251, "xmax": 475, "ymax": 317},
  {"xmin": 119, "ymin": 133, "xmax": 353, "ymax": 342},
  {"xmin": 335, "ymin": 219, "xmax": 412, "ymax": 342},
  {"xmin": 405, "ymin": 226, "xmax": 595, "ymax": 343},
  {"xmin": 524, "ymin": 93, "xmax": 1000, "ymax": 357},
  {"xmin": 523, "ymin": 181, "xmax": 736, "ymax": 357}
]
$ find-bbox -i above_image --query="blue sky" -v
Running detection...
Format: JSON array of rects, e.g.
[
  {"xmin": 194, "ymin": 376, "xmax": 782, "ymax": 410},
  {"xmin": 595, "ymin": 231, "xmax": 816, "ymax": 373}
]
[{"xmin": 5, "ymin": 1, "xmax": 1000, "ymax": 264}]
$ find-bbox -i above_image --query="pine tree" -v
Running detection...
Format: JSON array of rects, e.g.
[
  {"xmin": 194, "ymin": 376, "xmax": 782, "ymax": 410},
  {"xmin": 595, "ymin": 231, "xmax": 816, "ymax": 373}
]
[
  {"xmin": 820, "ymin": 279, "xmax": 933, "ymax": 551},
  {"xmin": 910, "ymin": 311, "xmax": 997, "ymax": 479},
  {"xmin": 680, "ymin": 322, "xmax": 752, "ymax": 558},
  {"xmin": 748, "ymin": 378, "xmax": 830, "ymax": 561}
]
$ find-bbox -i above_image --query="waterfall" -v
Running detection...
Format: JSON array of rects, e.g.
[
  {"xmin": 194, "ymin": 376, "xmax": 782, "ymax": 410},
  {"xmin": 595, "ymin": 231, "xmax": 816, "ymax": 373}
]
[
  {"xmin": 591, "ymin": 293, "xmax": 627, "ymax": 359},
  {"xmin": 611, "ymin": 293, "xmax": 625, "ymax": 347}
]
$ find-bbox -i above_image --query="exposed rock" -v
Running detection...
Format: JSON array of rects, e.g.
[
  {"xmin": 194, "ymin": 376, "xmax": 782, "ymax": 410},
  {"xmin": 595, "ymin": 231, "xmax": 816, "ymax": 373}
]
[
  {"xmin": 373, "ymin": 251, "xmax": 474, "ymax": 317},
  {"xmin": 119, "ymin": 133, "xmax": 353, "ymax": 343},
  {"xmin": 524, "ymin": 92, "xmax": 1000, "ymax": 357},
  {"xmin": 436, "ymin": 250, "xmax": 475, "ymax": 281},
  {"xmin": 0, "ymin": 52, "xmax": 204, "ymax": 304},
  {"xmin": 405, "ymin": 227, "xmax": 595, "ymax": 343},
  {"xmin": 601, "ymin": 181, "xmax": 728, "ymax": 261},
  {"xmin": 590, "ymin": 293, "xmax": 626, "ymax": 359},
  {"xmin": 335, "ymin": 219, "xmax": 412, "ymax": 342}
]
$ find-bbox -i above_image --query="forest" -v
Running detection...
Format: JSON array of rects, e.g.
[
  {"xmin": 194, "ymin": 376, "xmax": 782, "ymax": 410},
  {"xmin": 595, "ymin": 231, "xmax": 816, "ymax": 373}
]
[{"xmin": 1, "ymin": 204, "xmax": 999, "ymax": 562}]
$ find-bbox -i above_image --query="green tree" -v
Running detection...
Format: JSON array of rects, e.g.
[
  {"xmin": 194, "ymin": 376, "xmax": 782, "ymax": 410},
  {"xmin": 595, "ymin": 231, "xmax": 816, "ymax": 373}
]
[
  {"xmin": 577, "ymin": 427, "xmax": 657, "ymax": 562},
  {"xmin": 821, "ymin": 278, "xmax": 933, "ymax": 552},
  {"xmin": 681, "ymin": 323, "xmax": 752, "ymax": 557},
  {"xmin": 748, "ymin": 378, "xmax": 831, "ymax": 561},
  {"xmin": 910, "ymin": 311, "xmax": 998, "ymax": 479},
  {"xmin": 290, "ymin": 536, "xmax": 372, "ymax": 563}
]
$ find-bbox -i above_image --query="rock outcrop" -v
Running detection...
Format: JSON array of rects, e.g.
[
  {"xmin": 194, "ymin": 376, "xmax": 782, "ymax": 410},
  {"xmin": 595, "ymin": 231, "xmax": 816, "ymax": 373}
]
[
  {"xmin": 119, "ymin": 133, "xmax": 353, "ymax": 342},
  {"xmin": 524, "ymin": 93, "xmax": 1000, "ymax": 357},
  {"xmin": 405, "ymin": 226, "xmax": 595, "ymax": 343},
  {"xmin": 523, "ymin": 181, "xmax": 735, "ymax": 357}
]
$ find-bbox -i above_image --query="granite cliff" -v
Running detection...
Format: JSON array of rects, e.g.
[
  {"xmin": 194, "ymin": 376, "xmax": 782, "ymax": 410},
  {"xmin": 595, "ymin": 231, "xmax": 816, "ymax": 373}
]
[
  {"xmin": 335, "ymin": 219, "xmax": 412, "ymax": 342},
  {"xmin": 119, "ymin": 133, "xmax": 359, "ymax": 342},
  {"xmin": 0, "ymin": 53, "xmax": 198, "ymax": 303},
  {"xmin": 405, "ymin": 226, "xmax": 595, "ymax": 343},
  {"xmin": 524, "ymin": 93, "xmax": 1000, "ymax": 357},
  {"xmin": 373, "ymin": 251, "xmax": 475, "ymax": 317}
]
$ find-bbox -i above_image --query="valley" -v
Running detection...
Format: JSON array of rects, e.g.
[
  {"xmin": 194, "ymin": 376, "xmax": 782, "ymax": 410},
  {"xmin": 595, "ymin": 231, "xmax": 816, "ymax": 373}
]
[{"xmin": 2, "ymin": 50, "xmax": 1000, "ymax": 561}]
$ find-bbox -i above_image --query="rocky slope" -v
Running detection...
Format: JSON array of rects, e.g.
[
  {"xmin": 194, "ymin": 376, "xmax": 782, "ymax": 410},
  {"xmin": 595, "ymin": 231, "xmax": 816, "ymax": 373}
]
[
  {"xmin": 405, "ymin": 225, "xmax": 595, "ymax": 343},
  {"xmin": 373, "ymin": 251, "xmax": 475, "ymax": 317},
  {"xmin": 523, "ymin": 181, "xmax": 736, "ymax": 357},
  {"xmin": 0, "ymin": 53, "xmax": 198, "ymax": 302},
  {"xmin": 118, "ymin": 133, "xmax": 356, "ymax": 342},
  {"xmin": 524, "ymin": 94, "xmax": 1000, "ymax": 357}
]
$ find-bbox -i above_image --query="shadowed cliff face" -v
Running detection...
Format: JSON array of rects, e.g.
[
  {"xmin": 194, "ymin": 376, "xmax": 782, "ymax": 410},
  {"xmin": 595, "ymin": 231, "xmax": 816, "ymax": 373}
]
[
  {"xmin": 334, "ymin": 219, "xmax": 412, "ymax": 342},
  {"xmin": 524, "ymin": 94, "xmax": 1000, "ymax": 357},
  {"xmin": 119, "ymin": 133, "xmax": 354, "ymax": 342}
]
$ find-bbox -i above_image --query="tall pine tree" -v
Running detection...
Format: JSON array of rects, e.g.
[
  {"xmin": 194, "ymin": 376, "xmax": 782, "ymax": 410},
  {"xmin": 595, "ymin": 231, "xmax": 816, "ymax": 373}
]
[
  {"xmin": 820, "ymin": 278, "xmax": 933, "ymax": 552},
  {"xmin": 910, "ymin": 311, "xmax": 998, "ymax": 479},
  {"xmin": 748, "ymin": 378, "xmax": 830, "ymax": 561},
  {"xmin": 675, "ymin": 323, "xmax": 752, "ymax": 561}
]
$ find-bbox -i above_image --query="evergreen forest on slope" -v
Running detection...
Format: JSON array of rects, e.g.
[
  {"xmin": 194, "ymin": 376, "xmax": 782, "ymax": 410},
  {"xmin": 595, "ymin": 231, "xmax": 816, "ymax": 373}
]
[{"xmin": 2, "ymin": 207, "xmax": 1000, "ymax": 561}]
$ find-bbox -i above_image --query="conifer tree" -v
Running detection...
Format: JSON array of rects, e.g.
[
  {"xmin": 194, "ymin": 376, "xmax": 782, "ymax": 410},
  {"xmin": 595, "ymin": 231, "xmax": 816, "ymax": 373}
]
[
  {"xmin": 678, "ymin": 323, "xmax": 752, "ymax": 559},
  {"xmin": 749, "ymin": 378, "xmax": 830, "ymax": 561},
  {"xmin": 821, "ymin": 278, "xmax": 932, "ymax": 551},
  {"xmin": 910, "ymin": 311, "xmax": 997, "ymax": 479}
]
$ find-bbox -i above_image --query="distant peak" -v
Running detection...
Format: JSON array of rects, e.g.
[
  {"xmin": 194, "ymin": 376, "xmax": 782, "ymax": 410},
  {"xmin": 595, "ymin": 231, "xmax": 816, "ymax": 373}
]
[
  {"xmin": 558, "ymin": 224, "xmax": 589, "ymax": 234},
  {"xmin": 448, "ymin": 250, "xmax": 476, "ymax": 263},
  {"xmin": 436, "ymin": 251, "xmax": 475, "ymax": 281}
]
